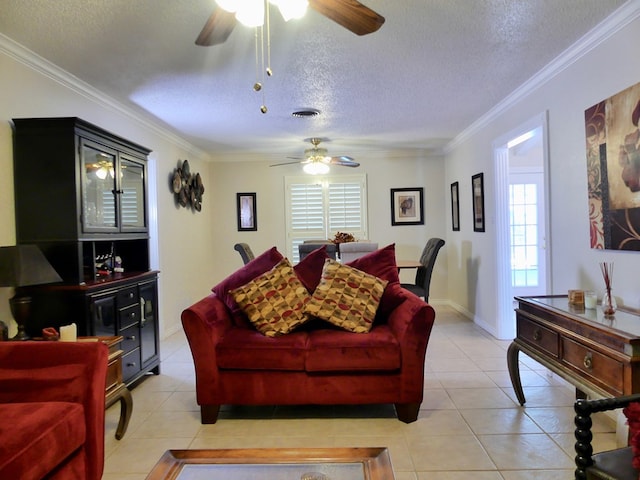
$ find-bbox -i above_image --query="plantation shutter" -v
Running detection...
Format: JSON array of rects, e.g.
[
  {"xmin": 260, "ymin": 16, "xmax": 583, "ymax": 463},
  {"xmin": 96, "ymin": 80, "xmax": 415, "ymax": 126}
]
[{"xmin": 285, "ymin": 174, "xmax": 368, "ymax": 262}]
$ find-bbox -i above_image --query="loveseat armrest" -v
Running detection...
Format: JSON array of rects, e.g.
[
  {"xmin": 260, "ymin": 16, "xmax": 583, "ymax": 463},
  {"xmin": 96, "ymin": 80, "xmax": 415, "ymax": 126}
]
[
  {"xmin": 0, "ymin": 341, "xmax": 108, "ymax": 480},
  {"xmin": 181, "ymin": 293, "xmax": 234, "ymax": 408},
  {"xmin": 385, "ymin": 284, "xmax": 436, "ymax": 400}
]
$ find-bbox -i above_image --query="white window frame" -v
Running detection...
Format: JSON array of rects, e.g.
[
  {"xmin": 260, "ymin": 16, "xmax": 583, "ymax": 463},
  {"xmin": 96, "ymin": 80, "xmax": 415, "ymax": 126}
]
[{"xmin": 285, "ymin": 174, "xmax": 368, "ymax": 262}]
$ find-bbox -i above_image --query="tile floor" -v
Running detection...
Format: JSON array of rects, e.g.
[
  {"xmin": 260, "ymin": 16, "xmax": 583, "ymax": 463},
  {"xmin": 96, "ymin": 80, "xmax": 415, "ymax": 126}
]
[{"xmin": 102, "ymin": 305, "xmax": 618, "ymax": 479}]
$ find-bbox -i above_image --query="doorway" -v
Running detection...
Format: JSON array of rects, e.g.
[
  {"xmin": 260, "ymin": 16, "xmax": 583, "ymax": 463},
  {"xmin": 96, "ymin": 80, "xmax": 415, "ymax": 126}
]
[{"xmin": 493, "ymin": 113, "xmax": 551, "ymax": 339}]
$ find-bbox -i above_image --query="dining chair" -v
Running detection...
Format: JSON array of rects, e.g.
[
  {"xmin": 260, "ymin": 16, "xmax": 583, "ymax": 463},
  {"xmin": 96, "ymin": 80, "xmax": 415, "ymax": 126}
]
[
  {"xmin": 338, "ymin": 242, "xmax": 378, "ymax": 263},
  {"xmin": 400, "ymin": 238, "xmax": 445, "ymax": 302},
  {"xmin": 233, "ymin": 243, "xmax": 255, "ymax": 265},
  {"xmin": 574, "ymin": 393, "xmax": 640, "ymax": 480}
]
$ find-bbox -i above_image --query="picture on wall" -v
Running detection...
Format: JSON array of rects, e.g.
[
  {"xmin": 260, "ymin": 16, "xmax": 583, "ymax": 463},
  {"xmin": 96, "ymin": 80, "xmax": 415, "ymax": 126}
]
[
  {"xmin": 237, "ymin": 193, "xmax": 257, "ymax": 231},
  {"xmin": 585, "ymin": 81, "xmax": 640, "ymax": 251},
  {"xmin": 390, "ymin": 188, "xmax": 424, "ymax": 226},
  {"xmin": 472, "ymin": 173, "xmax": 485, "ymax": 232},
  {"xmin": 451, "ymin": 181, "xmax": 460, "ymax": 231}
]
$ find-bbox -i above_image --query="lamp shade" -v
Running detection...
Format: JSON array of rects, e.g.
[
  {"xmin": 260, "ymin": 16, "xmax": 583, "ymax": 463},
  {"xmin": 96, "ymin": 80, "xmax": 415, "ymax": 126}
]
[{"xmin": 0, "ymin": 245, "xmax": 63, "ymax": 287}]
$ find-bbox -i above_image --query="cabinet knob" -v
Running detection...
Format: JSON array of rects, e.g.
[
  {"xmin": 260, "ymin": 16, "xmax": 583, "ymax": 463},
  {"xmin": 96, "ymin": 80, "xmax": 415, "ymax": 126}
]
[
  {"xmin": 127, "ymin": 362, "xmax": 137, "ymax": 367},
  {"xmin": 583, "ymin": 353, "xmax": 593, "ymax": 370},
  {"xmin": 126, "ymin": 335, "xmax": 136, "ymax": 341},
  {"xmin": 129, "ymin": 312, "xmax": 136, "ymax": 319},
  {"xmin": 533, "ymin": 329, "xmax": 541, "ymax": 341}
]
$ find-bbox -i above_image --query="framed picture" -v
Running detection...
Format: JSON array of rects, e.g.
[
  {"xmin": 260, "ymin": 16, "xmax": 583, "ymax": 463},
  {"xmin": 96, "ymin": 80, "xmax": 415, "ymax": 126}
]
[
  {"xmin": 450, "ymin": 181, "xmax": 460, "ymax": 231},
  {"xmin": 390, "ymin": 188, "xmax": 424, "ymax": 226},
  {"xmin": 472, "ymin": 173, "xmax": 485, "ymax": 232},
  {"xmin": 237, "ymin": 193, "xmax": 257, "ymax": 231}
]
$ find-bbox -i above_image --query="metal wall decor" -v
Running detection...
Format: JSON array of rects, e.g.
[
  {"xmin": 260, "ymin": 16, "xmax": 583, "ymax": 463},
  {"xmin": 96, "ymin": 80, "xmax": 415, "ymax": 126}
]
[{"xmin": 171, "ymin": 159, "xmax": 204, "ymax": 212}]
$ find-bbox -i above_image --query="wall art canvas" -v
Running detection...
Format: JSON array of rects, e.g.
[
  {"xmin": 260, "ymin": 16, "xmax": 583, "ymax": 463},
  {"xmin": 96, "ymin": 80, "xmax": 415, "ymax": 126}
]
[{"xmin": 585, "ymin": 81, "xmax": 640, "ymax": 250}]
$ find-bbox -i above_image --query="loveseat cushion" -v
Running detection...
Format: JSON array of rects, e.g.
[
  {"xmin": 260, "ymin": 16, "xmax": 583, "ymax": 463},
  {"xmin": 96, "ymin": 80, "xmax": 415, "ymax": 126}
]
[
  {"xmin": 305, "ymin": 325, "xmax": 401, "ymax": 372},
  {"xmin": 217, "ymin": 328, "xmax": 309, "ymax": 371},
  {"xmin": 230, "ymin": 258, "xmax": 311, "ymax": 336},
  {"xmin": 0, "ymin": 401, "xmax": 86, "ymax": 480},
  {"xmin": 304, "ymin": 259, "xmax": 388, "ymax": 333}
]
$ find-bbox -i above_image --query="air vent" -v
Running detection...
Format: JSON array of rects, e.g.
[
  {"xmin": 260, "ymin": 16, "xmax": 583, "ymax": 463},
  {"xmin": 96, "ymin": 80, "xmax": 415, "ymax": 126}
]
[{"xmin": 291, "ymin": 109, "xmax": 320, "ymax": 118}]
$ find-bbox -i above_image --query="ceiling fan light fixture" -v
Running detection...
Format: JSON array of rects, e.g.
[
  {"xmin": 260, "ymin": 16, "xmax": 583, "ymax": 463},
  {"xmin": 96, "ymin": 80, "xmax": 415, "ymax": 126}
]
[
  {"xmin": 291, "ymin": 108, "xmax": 320, "ymax": 118},
  {"xmin": 235, "ymin": 0, "xmax": 265, "ymax": 27},
  {"xmin": 303, "ymin": 161, "xmax": 330, "ymax": 175},
  {"xmin": 272, "ymin": 0, "xmax": 308, "ymax": 21}
]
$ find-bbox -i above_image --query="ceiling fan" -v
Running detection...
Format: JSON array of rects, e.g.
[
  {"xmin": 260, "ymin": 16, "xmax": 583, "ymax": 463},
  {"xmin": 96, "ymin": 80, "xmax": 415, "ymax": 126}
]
[
  {"xmin": 270, "ymin": 138, "xmax": 360, "ymax": 174},
  {"xmin": 196, "ymin": 0, "xmax": 385, "ymax": 46}
]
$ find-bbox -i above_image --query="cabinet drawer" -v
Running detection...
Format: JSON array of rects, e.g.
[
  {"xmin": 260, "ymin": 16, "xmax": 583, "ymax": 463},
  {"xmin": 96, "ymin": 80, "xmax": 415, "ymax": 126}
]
[
  {"xmin": 119, "ymin": 304, "xmax": 139, "ymax": 330},
  {"xmin": 120, "ymin": 323, "xmax": 140, "ymax": 354},
  {"xmin": 106, "ymin": 356, "xmax": 122, "ymax": 392},
  {"xmin": 122, "ymin": 348, "xmax": 141, "ymax": 383},
  {"xmin": 517, "ymin": 315, "xmax": 559, "ymax": 357},
  {"xmin": 561, "ymin": 337, "xmax": 624, "ymax": 394},
  {"xmin": 117, "ymin": 287, "xmax": 138, "ymax": 308}
]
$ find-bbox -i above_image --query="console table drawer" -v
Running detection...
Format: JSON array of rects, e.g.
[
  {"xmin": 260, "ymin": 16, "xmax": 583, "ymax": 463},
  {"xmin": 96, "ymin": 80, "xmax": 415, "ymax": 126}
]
[
  {"xmin": 561, "ymin": 337, "xmax": 624, "ymax": 394},
  {"xmin": 517, "ymin": 316, "xmax": 559, "ymax": 357}
]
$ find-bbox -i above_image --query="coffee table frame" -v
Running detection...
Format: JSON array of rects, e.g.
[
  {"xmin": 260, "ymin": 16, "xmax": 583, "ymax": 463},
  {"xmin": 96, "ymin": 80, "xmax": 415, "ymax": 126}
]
[{"xmin": 145, "ymin": 447, "xmax": 394, "ymax": 480}]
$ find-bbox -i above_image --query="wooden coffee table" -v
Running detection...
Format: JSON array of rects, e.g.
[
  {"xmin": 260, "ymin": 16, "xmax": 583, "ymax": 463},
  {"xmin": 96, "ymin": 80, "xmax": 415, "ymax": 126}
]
[{"xmin": 145, "ymin": 448, "xmax": 394, "ymax": 480}]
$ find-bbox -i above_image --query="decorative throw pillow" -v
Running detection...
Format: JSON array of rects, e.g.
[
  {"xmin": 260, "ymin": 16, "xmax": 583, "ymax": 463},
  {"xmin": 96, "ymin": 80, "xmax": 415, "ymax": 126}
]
[
  {"xmin": 230, "ymin": 258, "xmax": 311, "ymax": 337},
  {"xmin": 346, "ymin": 243, "xmax": 400, "ymax": 284},
  {"xmin": 212, "ymin": 246, "xmax": 284, "ymax": 314},
  {"xmin": 293, "ymin": 244, "xmax": 330, "ymax": 293},
  {"xmin": 304, "ymin": 259, "xmax": 388, "ymax": 333},
  {"xmin": 623, "ymin": 402, "xmax": 640, "ymax": 470}
]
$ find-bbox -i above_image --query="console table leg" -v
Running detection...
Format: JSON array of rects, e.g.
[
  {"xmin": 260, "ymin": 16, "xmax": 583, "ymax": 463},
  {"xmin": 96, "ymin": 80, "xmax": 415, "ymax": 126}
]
[
  {"xmin": 115, "ymin": 387, "xmax": 133, "ymax": 440},
  {"xmin": 507, "ymin": 342, "xmax": 526, "ymax": 406}
]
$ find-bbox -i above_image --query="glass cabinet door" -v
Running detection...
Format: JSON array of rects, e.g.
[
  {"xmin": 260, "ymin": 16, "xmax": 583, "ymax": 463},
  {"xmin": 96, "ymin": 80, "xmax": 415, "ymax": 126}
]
[
  {"xmin": 120, "ymin": 156, "xmax": 146, "ymax": 231},
  {"xmin": 81, "ymin": 140, "xmax": 118, "ymax": 232}
]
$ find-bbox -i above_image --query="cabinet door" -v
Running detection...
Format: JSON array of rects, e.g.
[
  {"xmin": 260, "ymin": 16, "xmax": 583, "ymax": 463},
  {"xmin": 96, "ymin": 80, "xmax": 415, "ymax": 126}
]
[
  {"xmin": 139, "ymin": 280, "xmax": 158, "ymax": 366},
  {"xmin": 119, "ymin": 155, "xmax": 147, "ymax": 232},
  {"xmin": 91, "ymin": 292, "xmax": 117, "ymax": 337},
  {"xmin": 81, "ymin": 139, "xmax": 119, "ymax": 233}
]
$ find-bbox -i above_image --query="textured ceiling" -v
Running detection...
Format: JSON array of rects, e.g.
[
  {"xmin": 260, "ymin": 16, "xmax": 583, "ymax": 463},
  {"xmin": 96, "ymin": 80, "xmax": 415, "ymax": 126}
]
[{"xmin": 0, "ymin": 0, "xmax": 629, "ymax": 162}]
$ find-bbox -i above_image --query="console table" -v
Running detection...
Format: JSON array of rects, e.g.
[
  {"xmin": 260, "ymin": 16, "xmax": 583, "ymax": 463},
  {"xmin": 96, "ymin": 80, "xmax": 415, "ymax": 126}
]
[{"xmin": 508, "ymin": 295, "xmax": 640, "ymax": 405}]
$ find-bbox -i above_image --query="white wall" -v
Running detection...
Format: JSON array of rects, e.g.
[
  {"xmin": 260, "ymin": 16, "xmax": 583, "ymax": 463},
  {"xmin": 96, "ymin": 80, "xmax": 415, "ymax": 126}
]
[
  {"xmin": 208, "ymin": 152, "xmax": 449, "ymax": 301},
  {"xmin": 445, "ymin": 6, "xmax": 640, "ymax": 337},
  {"xmin": 0, "ymin": 43, "xmax": 214, "ymax": 340}
]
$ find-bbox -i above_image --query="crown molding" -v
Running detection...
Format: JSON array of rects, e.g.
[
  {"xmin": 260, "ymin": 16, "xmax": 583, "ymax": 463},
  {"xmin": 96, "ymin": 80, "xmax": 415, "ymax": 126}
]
[
  {"xmin": 445, "ymin": 0, "xmax": 640, "ymax": 153},
  {"xmin": 0, "ymin": 33, "xmax": 208, "ymax": 159}
]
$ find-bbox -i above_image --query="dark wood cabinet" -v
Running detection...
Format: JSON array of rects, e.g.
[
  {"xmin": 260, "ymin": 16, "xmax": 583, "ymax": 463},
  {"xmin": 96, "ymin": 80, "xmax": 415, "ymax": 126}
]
[{"xmin": 12, "ymin": 117, "xmax": 160, "ymax": 385}]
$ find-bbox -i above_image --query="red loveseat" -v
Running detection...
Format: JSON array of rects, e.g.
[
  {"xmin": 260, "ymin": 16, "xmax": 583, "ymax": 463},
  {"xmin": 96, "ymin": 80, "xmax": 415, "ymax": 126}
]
[
  {"xmin": 0, "ymin": 341, "xmax": 108, "ymax": 480},
  {"xmin": 182, "ymin": 244, "xmax": 436, "ymax": 424}
]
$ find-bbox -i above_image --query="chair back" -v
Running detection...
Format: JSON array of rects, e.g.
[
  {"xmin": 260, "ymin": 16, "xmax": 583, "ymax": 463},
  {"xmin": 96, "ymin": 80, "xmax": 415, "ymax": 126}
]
[
  {"xmin": 414, "ymin": 238, "xmax": 445, "ymax": 302},
  {"xmin": 233, "ymin": 243, "xmax": 255, "ymax": 265},
  {"xmin": 339, "ymin": 242, "xmax": 378, "ymax": 263},
  {"xmin": 298, "ymin": 243, "xmax": 337, "ymax": 261}
]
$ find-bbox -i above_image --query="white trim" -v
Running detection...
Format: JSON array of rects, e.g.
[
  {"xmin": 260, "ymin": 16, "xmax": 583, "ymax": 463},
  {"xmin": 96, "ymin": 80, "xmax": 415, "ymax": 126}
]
[
  {"xmin": 0, "ymin": 33, "xmax": 207, "ymax": 159},
  {"xmin": 446, "ymin": 1, "xmax": 640, "ymax": 153}
]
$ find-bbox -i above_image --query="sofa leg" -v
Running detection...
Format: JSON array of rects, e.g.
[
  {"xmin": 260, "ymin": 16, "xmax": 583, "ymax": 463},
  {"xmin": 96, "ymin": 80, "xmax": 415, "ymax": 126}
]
[
  {"xmin": 395, "ymin": 403, "xmax": 420, "ymax": 423},
  {"xmin": 201, "ymin": 404, "xmax": 220, "ymax": 424}
]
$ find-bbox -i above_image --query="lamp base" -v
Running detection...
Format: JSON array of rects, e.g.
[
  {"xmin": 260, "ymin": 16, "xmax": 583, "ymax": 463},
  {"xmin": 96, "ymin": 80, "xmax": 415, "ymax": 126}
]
[{"xmin": 9, "ymin": 294, "xmax": 32, "ymax": 341}]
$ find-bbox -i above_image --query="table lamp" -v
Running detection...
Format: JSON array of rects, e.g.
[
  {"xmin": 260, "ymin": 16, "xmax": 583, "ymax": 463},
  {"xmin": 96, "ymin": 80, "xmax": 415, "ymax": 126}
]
[{"xmin": 0, "ymin": 245, "xmax": 63, "ymax": 340}]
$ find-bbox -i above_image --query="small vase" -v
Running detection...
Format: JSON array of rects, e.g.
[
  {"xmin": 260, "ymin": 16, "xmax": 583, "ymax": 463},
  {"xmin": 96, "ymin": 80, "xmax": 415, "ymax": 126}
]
[{"xmin": 602, "ymin": 290, "xmax": 617, "ymax": 316}]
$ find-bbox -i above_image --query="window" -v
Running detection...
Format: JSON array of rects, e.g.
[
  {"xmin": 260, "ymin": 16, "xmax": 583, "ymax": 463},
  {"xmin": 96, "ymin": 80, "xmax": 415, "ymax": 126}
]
[
  {"xmin": 509, "ymin": 182, "xmax": 538, "ymax": 288},
  {"xmin": 285, "ymin": 175, "xmax": 368, "ymax": 262}
]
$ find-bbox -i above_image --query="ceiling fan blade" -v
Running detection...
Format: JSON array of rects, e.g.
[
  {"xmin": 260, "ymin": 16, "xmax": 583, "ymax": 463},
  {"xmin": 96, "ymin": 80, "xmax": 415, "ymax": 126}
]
[
  {"xmin": 308, "ymin": 0, "xmax": 385, "ymax": 36},
  {"xmin": 270, "ymin": 160, "xmax": 305, "ymax": 167},
  {"xmin": 195, "ymin": 8, "xmax": 237, "ymax": 46},
  {"xmin": 329, "ymin": 156, "xmax": 360, "ymax": 167}
]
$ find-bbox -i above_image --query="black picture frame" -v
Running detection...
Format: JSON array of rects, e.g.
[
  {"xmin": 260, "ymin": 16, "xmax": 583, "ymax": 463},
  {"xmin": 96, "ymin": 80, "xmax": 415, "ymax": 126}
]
[
  {"xmin": 237, "ymin": 192, "xmax": 257, "ymax": 231},
  {"xmin": 390, "ymin": 188, "xmax": 424, "ymax": 226},
  {"xmin": 450, "ymin": 181, "xmax": 460, "ymax": 231},
  {"xmin": 472, "ymin": 173, "xmax": 485, "ymax": 232}
]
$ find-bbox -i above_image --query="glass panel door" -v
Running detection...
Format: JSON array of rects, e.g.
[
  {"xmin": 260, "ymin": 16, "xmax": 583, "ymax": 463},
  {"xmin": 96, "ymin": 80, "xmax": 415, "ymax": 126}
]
[
  {"xmin": 120, "ymin": 156, "xmax": 146, "ymax": 230},
  {"xmin": 81, "ymin": 140, "xmax": 117, "ymax": 232}
]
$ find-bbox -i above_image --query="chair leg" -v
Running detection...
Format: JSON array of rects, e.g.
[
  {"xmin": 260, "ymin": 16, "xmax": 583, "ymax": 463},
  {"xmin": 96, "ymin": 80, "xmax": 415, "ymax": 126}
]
[
  {"xmin": 201, "ymin": 404, "xmax": 221, "ymax": 424},
  {"xmin": 395, "ymin": 402, "xmax": 420, "ymax": 423}
]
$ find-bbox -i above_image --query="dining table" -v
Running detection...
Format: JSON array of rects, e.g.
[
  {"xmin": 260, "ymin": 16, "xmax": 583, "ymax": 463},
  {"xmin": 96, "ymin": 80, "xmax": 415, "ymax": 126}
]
[{"xmin": 396, "ymin": 260, "xmax": 422, "ymax": 270}]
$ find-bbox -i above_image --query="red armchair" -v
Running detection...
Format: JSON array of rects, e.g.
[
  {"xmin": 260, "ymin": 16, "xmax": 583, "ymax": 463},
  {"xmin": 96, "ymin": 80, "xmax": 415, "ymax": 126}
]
[{"xmin": 0, "ymin": 341, "xmax": 108, "ymax": 480}]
